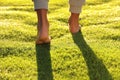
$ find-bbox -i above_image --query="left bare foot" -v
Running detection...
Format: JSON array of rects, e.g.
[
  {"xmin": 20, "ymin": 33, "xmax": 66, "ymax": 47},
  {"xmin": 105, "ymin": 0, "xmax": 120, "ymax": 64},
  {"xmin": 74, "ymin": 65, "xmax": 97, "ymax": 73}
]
[
  {"xmin": 36, "ymin": 36, "xmax": 51, "ymax": 44},
  {"xmin": 36, "ymin": 25, "xmax": 51, "ymax": 44}
]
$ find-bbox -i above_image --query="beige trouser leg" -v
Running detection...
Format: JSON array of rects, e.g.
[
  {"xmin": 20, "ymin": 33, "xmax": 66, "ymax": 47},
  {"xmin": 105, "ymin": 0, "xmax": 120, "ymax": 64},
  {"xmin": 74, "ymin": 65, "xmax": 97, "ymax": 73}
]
[
  {"xmin": 33, "ymin": 0, "xmax": 49, "ymax": 10},
  {"xmin": 69, "ymin": 0, "xmax": 85, "ymax": 13},
  {"xmin": 33, "ymin": 0, "xmax": 85, "ymax": 13}
]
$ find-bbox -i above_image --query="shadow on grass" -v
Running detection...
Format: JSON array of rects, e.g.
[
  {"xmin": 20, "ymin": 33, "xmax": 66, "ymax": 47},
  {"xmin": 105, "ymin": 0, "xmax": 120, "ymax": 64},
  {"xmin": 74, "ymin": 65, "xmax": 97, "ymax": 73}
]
[
  {"xmin": 72, "ymin": 31, "xmax": 113, "ymax": 80},
  {"xmin": 36, "ymin": 43, "xmax": 53, "ymax": 80}
]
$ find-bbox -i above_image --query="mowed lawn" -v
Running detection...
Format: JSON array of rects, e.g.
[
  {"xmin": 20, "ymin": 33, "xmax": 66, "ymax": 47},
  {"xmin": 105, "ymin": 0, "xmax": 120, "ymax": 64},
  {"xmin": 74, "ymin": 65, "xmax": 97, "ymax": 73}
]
[{"xmin": 0, "ymin": 0, "xmax": 120, "ymax": 80}]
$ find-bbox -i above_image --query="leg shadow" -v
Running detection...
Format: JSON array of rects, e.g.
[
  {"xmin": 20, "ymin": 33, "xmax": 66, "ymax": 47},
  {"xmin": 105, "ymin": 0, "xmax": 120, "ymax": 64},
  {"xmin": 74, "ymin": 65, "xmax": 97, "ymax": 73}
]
[
  {"xmin": 72, "ymin": 31, "xmax": 113, "ymax": 80},
  {"xmin": 36, "ymin": 43, "xmax": 53, "ymax": 80}
]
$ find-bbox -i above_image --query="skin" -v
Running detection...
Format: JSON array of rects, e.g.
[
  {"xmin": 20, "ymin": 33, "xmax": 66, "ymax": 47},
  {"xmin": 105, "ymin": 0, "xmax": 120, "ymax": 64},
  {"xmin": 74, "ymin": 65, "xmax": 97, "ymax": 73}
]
[{"xmin": 36, "ymin": 9, "xmax": 80, "ymax": 44}]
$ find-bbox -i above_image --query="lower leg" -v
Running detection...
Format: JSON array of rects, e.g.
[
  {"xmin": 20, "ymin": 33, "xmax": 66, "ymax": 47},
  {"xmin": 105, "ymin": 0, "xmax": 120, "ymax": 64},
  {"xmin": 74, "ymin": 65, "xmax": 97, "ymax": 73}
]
[
  {"xmin": 36, "ymin": 9, "xmax": 50, "ymax": 44},
  {"xmin": 40, "ymin": 9, "xmax": 49, "ymax": 40},
  {"xmin": 69, "ymin": 13, "xmax": 80, "ymax": 33},
  {"xmin": 68, "ymin": 0, "xmax": 85, "ymax": 33},
  {"xmin": 36, "ymin": 10, "xmax": 42, "ymax": 36}
]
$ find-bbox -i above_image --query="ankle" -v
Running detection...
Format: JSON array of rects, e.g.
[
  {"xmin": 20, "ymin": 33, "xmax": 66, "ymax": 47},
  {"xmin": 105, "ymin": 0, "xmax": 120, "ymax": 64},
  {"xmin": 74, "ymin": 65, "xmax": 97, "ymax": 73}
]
[{"xmin": 70, "ymin": 13, "xmax": 79, "ymax": 19}]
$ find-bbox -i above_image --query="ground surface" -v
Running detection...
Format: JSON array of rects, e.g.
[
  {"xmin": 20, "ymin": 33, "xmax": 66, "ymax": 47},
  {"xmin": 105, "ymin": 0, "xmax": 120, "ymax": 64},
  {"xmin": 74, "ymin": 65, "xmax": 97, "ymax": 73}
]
[{"xmin": 0, "ymin": 0, "xmax": 120, "ymax": 80}]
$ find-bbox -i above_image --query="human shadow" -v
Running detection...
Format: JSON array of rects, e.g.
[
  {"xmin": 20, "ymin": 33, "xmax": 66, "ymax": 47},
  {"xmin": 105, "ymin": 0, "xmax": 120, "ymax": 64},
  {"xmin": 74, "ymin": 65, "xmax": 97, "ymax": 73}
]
[
  {"xmin": 72, "ymin": 31, "xmax": 113, "ymax": 80},
  {"xmin": 36, "ymin": 43, "xmax": 53, "ymax": 80}
]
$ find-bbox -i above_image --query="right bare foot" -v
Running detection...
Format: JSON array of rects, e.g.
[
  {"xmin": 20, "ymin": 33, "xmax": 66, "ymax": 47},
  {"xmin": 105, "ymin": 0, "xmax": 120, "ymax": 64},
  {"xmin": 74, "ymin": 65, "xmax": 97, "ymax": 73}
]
[
  {"xmin": 68, "ymin": 13, "xmax": 81, "ymax": 34},
  {"xmin": 68, "ymin": 17, "xmax": 80, "ymax": 34}
]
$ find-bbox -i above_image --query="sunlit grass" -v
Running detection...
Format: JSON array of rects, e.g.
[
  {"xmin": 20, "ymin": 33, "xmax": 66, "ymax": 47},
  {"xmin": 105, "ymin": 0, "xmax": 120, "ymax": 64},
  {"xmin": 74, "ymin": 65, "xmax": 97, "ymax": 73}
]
[{"xmin": 0, "ymin": 0, "xmax": 120, "ymax": 80}]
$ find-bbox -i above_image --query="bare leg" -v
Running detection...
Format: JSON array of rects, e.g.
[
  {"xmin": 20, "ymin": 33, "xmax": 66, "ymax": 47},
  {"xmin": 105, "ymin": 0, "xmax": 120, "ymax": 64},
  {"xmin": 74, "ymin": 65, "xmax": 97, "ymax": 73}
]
[
  {"xmin": 36, "ymin": 9, "xmax": 50, "ymax": 44},
  {"xmin": 69, "ymin": 13, "xmax": 80, "ymax": 33},
  {"xmin": 36, "ymin": 10, "xmax": 42, "ymax": 37}
]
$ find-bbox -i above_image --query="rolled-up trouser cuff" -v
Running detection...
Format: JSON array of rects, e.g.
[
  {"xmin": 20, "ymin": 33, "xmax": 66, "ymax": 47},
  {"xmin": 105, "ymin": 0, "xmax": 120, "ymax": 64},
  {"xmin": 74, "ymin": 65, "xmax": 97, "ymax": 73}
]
[
  {"xmin": 69, "ymin": 0, "xmax": 85, "ymax": 13},
  {"xmin": 69, "ymin": 5, "xmax": 83, "ymax": 13},
  {"xmin": 33, "ymin": 0, "xmax": 49, "ymax": 10}
]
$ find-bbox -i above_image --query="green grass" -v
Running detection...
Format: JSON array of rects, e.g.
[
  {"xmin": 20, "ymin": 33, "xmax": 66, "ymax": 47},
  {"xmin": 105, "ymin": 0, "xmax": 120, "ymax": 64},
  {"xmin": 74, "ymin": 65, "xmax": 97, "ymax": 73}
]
[{"xmin": 0, "ymin": 0, "xmax": 120, "ymax": 80}]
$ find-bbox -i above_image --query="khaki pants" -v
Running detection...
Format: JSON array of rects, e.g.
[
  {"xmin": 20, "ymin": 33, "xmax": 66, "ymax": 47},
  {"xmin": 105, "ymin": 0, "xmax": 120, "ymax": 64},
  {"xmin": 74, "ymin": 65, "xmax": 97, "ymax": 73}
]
[{"xmin": 33, "ymin": 0, "xmax": 85, "ymax": 13}]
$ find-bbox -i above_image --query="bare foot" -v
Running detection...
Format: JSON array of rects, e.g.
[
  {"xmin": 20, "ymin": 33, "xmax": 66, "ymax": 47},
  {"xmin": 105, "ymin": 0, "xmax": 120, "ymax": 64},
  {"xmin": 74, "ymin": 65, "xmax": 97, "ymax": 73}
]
[
  {"xmin": 36, "ymin": 25, "xmax": 51, "ymax": 44},
  {"xmin": 36, "ymin": 36, "xmax": 51, "ymax": 44}
]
